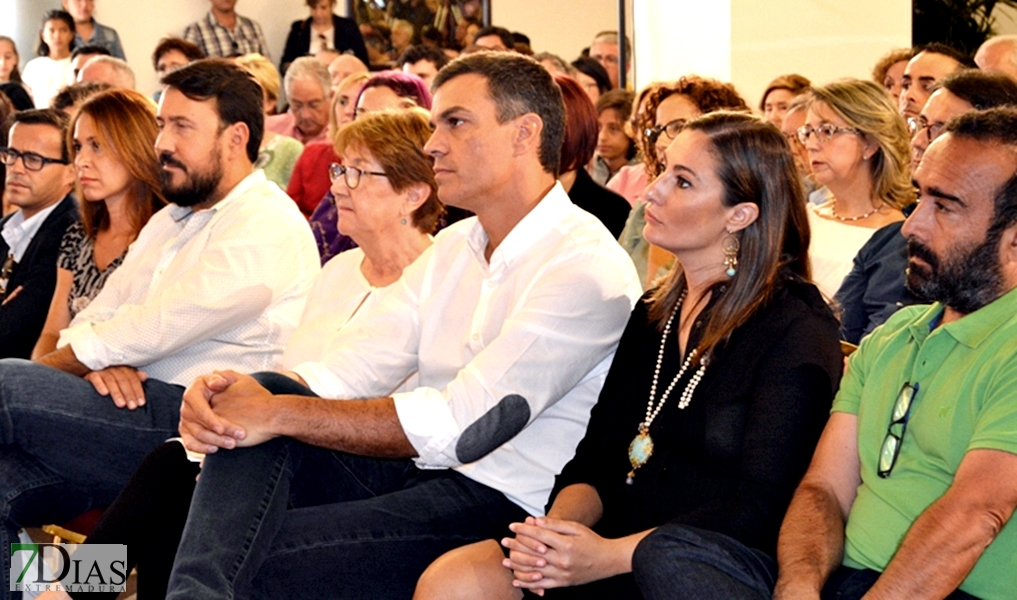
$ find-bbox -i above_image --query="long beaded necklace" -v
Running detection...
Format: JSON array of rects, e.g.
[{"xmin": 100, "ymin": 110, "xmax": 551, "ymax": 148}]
[{"xmin": 626, "ymin": 289, "xmax": 708, "ymax": 485}]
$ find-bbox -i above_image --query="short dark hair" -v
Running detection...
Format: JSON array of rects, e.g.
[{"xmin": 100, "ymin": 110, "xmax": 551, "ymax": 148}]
[
  {"xmin": 595, "ymin": 89, "xmax": 636, "ymax": 159},
  {"xmin": 0, "ymin": 83, "xmax": 34, "ymax": 111},
  {"xmin": 943, "ymin": 107, "xmax": 1017, "ymax": 236},
  {"xmin": 38, "ymin": 10, "xmax": 76, "ymax": 58},
  {"xmin": 939, "ymin": 69, "xmax": 1017, "ymax": 111},
  {"xmin": 434, "ymin": 52, "xmax": 565, "ymax": 174},
  {"xmin": 6, "ymin": 108, "xmax": 71, "ymax": 161},
  {"xmin": 571, "ymin": 57, "xmax": 611, "ymax": 96},
  {"xmin": 161, "ymin": 60, "xmax": 264, "ymax": 162},
  {"xmin": 398, "ymin": 44, "xmax": 449, "ymax": 71},
  {"xmin": 51, "ymin": 81, "xmax": 111, "ymax": 113},
  {"xmin": 473, "ymin": 26, "xmax": 515, "ymax": 50},
  {"xmin": 151, "ymin": 37, "xmax": 206, "ymax": 71},
  {"xmin": 915, "ymin": 42, "xmax": 976, "ymax": 68},
  {"xmin": 71, "ymin": 44, "xmax": 112, "ymax": 61},
  {"xmin": 555, "ymin": 75, "xmax": 598, "ymax": 172}
]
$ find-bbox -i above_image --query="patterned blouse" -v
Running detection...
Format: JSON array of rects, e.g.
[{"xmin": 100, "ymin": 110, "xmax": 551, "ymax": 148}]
[{"xmin": 58, "ymin": 221, "xmax": 126, "ymax": 318}]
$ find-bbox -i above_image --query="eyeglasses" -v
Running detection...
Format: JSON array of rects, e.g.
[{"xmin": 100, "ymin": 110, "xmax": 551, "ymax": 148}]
[
  {"xmin": 796, "ymin": 123, "xmax": 862, "ymax": 145},
  {"xmin": 0, "ymin": 147, "xmax": 69, "ymax": 172},
  {"xmin": 878, "ymin": 381, "xmax": 919, "ymax": 478},
  {"xmin": 907, "ymin": 117, "xmax": 944, "ymax": 146},
  {"xmin": 645, "ymin": 119, "xmax": 687, "ymax": 146},
  {"xmin": 328, "ymin": 163, "xmax": 388, "ymax": 189},
  {"xmin": 0, "ymin": 253, "xmax": 15, "ymax": 303}
]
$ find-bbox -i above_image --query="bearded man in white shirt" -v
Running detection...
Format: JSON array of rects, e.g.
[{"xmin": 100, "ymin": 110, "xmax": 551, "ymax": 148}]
[
  {"xmin": 164, "ymin": 52, "xmax": 642, "ymax": 599},
  {"xmin": 0, "ymin": 59, "xmax": 318, "ymax": 590}
]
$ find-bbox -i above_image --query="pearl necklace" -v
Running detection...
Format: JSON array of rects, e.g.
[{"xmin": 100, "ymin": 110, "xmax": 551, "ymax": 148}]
[
  {"xmin": 829, "ymin": 199, "xmax": 883, "ymax": 222},
  {"xmin": 626, "ymin": 289, "xmax": 708, "ymax": 485}
]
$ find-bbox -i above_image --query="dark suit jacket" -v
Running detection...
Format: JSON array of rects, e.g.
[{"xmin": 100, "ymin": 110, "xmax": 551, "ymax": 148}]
[
  {"xmin": 281, "ymin": 15, "xmax": 369, "ymax": 73},
  {"xmin": 0, "ymin": 195, "xmax": 79, "ymax": 359},
  {"xmin": 568, "ymin": 168, "xmax": 632, "ymax": 239}
]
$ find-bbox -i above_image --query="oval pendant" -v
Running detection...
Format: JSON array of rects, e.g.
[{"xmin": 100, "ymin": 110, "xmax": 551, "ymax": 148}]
[{"xmin": 628, "ymin": 430, "xmax": 654, "ymax": 469}]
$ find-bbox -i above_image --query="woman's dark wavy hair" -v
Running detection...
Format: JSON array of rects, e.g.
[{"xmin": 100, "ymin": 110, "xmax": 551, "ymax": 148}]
[{"xmin": 647, "ymin": 112, "xmax": 811, "ymax": 360}]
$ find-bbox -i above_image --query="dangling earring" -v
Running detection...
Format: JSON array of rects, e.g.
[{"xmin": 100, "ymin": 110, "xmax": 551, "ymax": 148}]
[{"xmin": 723, "ymin": 234, "xmax": 739, "ymax": 277}]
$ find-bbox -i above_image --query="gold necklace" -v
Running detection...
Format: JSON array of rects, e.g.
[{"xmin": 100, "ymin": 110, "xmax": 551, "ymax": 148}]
[{"xmin": 829, "ymin": 199, "xmax": 883, "ymax": 222}]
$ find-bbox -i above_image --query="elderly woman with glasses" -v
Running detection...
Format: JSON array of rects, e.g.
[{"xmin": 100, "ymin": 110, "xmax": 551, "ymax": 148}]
[
  {"xmin": 34, "ymin": 108, "xmax": 443, "ymax": 600},
  {"xmin": 798, "ymin": 79, "xmax": 912, "ymax": 300},
  {"xmin": 618, "ymin": 75, "xmax": 749, "ymax": 287}
]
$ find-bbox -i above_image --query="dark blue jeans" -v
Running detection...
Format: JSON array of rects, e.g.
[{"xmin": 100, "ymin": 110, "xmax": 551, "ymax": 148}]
[
  {"xmin": 166, "ymin": 372, "xmax": 529, "ymax": 600},
  {"xmin": 0, "ymin": 358, "xmax": 184, "ymax": 600},
  {"xmin": 821, "ymin": 566, "xmax": 980, "ymax": 600},
  {"xmin": 632, "ymin": 524, "xmax": 777, "ymax": 600}
]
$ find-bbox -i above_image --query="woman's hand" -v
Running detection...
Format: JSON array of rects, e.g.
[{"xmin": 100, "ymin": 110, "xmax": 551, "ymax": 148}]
[{"xmin": 501, "ymin": 517, "xmax": 632, "ymax": 593}]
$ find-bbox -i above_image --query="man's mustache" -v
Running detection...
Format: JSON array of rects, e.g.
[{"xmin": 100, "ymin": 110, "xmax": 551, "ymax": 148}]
[{"xmin": 159, "ymin": 152, "xmax": 187, "ymax": 171}]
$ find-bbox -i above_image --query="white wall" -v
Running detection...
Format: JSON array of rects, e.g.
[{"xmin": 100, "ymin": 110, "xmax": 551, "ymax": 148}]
[{"xmin": 491, "ymin": 0, "xmax": 618, "ymax": 62}]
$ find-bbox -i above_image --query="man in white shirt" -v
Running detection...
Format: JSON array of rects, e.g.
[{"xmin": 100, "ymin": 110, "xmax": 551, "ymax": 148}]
[
  {"xmin": 0, "ymin": 109, "xmax": 78, "ymax": 359},
  {"xmin": 165, "ymin": 52, "xmax": 642, "ymax": 599},
  {"xmin": 0, "ymin": 60, "xmax": 318, "ymax": 588}
]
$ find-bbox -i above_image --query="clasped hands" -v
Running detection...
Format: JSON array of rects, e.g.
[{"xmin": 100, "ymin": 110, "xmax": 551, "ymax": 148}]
[
  {"xmin": 178, "ymin": 370, "xmax": 278, "ymax": 455},
  {"xmin": 501, "ymin": 516, "xmax": 624, "ymax": 595}
]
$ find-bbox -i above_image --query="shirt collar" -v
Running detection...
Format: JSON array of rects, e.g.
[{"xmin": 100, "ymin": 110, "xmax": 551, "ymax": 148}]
[
  {"xmin": 465, "ymin": 182, "xmax": 572, "ymax": 273},
  {"xmin": 1, "ymin": 198, "xmax": 66, "ymax": 261},
  {"xmin": 167, "ymin": 169, "xmax": 268, "ymax": 223},
  {"xmin": 908, "ymin": 284, "xmax": 1017, "ymax": 348}
]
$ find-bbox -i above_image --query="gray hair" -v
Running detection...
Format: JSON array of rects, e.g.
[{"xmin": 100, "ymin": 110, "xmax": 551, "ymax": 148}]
[
  {"xmin": 283, "ymin": 56, "xmax": 331, "ymax": 98},
  {"xmin": 82, "ymin": 56, "xmax": 136, "ymax": 90}
]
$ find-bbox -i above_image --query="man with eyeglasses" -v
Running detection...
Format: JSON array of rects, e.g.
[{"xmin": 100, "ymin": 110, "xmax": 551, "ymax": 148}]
[
  {"xmin": 0, "ymin": 108, "xmax": 78, "ymax": 359},
  {"xmin": 589, "ymin": 30, "xmax": 630, "ymax": 90},
  {"xmin": 774, "ymin": 108, "xmax": 1017, "ymax": 600},
  {"xmin": 266, "ymin": 56, "xmax": 331, "ymax": 145}
]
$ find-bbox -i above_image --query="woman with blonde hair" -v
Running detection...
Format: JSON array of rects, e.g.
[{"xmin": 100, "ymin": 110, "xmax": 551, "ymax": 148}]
[
  {"xmin": 798, "ymin": 78, "xmax": 911, "ymax": 298},
  {"xmin": 235, "ymin": 53, "xmax": 305, "ymax": 190},
  {"xmin": 32, "ymin": 89, "xmax": 165, "ymax": 357}
]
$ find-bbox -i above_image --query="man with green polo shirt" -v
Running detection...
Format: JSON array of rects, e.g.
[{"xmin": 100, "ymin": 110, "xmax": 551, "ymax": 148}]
[{"xmin": 773, "ymin": 107, "xmax": 1017, "ymax": 600}]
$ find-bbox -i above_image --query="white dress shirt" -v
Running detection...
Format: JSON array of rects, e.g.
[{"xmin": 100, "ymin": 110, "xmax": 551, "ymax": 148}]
[
  {"xmin": 59, "ymin": 170, "xmax": 320, "ymax": 386},
  {"xmin": 1, "ymin": 201, "xmax": 63, "ymax": 262},
  {"xmin": 293, "ymin": 183, "xmax": 642, "ymax": 515}
]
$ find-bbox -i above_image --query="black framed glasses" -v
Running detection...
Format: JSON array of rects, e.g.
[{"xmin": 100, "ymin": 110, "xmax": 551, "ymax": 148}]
[
  {"xmin": 878, "ymin": 382, "xmax": 919, "ymax": 478},
  {"xmin": 645, "ymin": 119, "xmax": 687, "ymax": 146},
  {"xmin": 328, "ymin": 163, "xmax": 388, "ymax": 189},
  {"xmin": 0, "ymin": 253, "xmax": 15, "ymax": 303},
  {"xmin": 907, "ymin": 117, "xmax": 944, "ymax": 146},
  {"xmin": 796, "ymin": 123, "xmax": 862, "ymax": 145},
  {"xmin": 0, "ymin": 147, "xmax": 69, "ymax": 172}
]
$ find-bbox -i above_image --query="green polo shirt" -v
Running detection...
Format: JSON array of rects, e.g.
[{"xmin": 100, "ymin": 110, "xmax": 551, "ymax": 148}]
[{"xmin": 833, "ymin": 285, "xmax": 1017, "ymax": 600}]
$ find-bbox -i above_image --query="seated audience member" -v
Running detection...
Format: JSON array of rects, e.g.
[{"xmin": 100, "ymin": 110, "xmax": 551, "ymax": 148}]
[
  {"xmin": 0, "ymin": 36, "xmax": 25, "ymax": 86},
  {"xmin": 162, "ymin": 52, "xmax": 641, "ymax": 599},
  {"xmin": 32, "ymin": 89, "xmax": 165, "ymax": 358},
  {"xmin": 606, "ymin": 83, "xmax": 664, "ymax": 208},
  {"xmin": 152, "ymin": 37, "xmax": 205, "ymax": 82},
  {"xmin": 0, "ymin": 91, "xmax": 11, "ymax": 214},
  {"xmin": 0, "ymin": 109, "xmax": 78, "ymax": 359},
  {"xmin": 184, "ymin": 0, "xmax": 270, "ymax": 59},
  {"xmin": 779, "ymin": 93, "xmax": 820, "ymax": 197},
  {"xmin": 416, "ymin": 111, "xmax": 842, "ymax": 600},
  {"xmin": 0, "ymin": 83, "xmax": 34, "ymax": 112},
  {"xmin": 899, "ymin": 43, "xmax": 972, "ymax": 119},
  {"xmin": 619, "ymin": 75, "xmax": 749, "ymax": 287},
  {"xmin": 389, "ymin": 19, "xmax": 415, "ymax": 61},
  {"xmin": 534, "ymin": 52, "xmax": 574, "ymax": 78},
  {"xmin": 836, "ymin": 69, "xmax": 1017, "ymax": 345},
  {"xmin": 555, "ymin": 75, "xmax": 631, "ymax": 238},
  {"xmin": 33, "ymin": 108, "xmax": 444, "ymax": 600},
  {"xmin": 69, "ymin": 44, "xmax": 111, "ymax": 80},
  {"xmin": 64, "ymin": 0, "xmax": 124, "ymax": 59},
  {"xmin": 236, "ymin": 53, "xmax": 305, "ymax": 190},
  {"xmin": 399, "ymin": 44, "xmax": 450, "ymax": 87},
  {"xmin": 266, "ymin": 57, "xmax": 332, "ymax": 145},
  {"xmin": 0, "ymin": 60, "xmax": 319, "ymax": 582},
  {"xmin": 50, "ymin": 81, "xmax": 110, "ymax": 116},
  {"xmin": 589, "ymin": 30, "xmax": 629, "ymax": 90},
  {"xmin": 774, "ymin": 107, "xmax": 1017, "ymax": 600},
  {"xmin": 760, "ymin": 73, "xmax": 810, "ymax": 128},
  {"xmin": 22, "ymin": 10, "xmax": 77, "ymax": 109},
  {"xmin": 590, "ymin": 89, "xmax": 636, "ymax": 185},
  {"xmin": 280, "ymin": 0, "xmax": 369, "ymax": 74},
  {"xmin": 801, "ymin": 79, "xmax": 911, "ymax": 299},
  {"xmin": 473, "ymin": 26, "xmax": 515, "ymax": 52},
  {"xmin": 363, "ymin": 31, "xmax": 393, "ymax": 69},
  {"xmin": 289, "ymin": 72, "xmax": 368, "ymax": 221},
  {"xmin": 571, "ymin": 56, "xmax": 611, "ymax": 103},
  {"xmin": 975, "ymin": 34, "xmax": 1017, "ymax": 80},
  {"xmin": 873, "ymin": 47, "xmax": 916, "ymax": 105},
  {"xmin": 76, "ymin": 55, "xmax": 135, "ymax": 90},
  {"xmin": 327, "ymin": 53, "xmax": 368, "ymax": 89}
]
